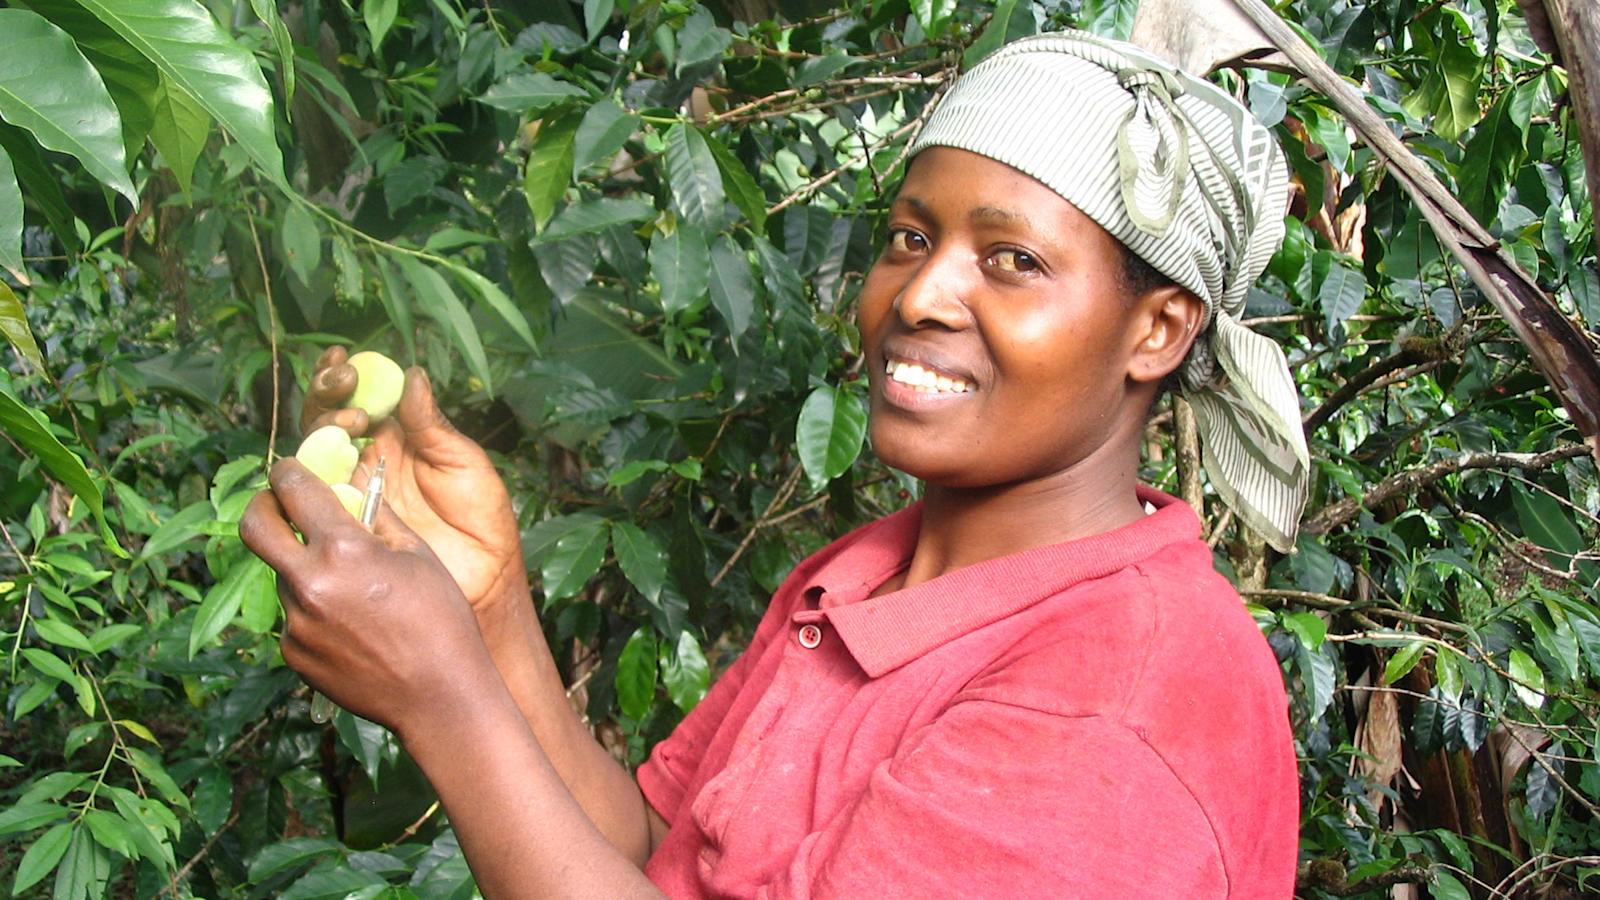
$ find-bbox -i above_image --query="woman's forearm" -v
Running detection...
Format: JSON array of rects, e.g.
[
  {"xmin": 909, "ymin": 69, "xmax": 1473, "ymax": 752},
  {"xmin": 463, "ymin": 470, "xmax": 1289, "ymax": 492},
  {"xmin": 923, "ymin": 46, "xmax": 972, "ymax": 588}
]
[
  {"xmin": 472, "ymin": 584, "xmax": 666, "ymax": 864},
  {"xmin": 399, "ymin": 660, "xmax": 664, "ymax": 899}
]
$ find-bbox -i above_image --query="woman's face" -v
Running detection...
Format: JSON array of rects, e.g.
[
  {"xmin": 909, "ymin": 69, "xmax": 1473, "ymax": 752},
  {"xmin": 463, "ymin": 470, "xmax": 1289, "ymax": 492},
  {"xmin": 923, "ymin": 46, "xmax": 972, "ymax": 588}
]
[{"xmin": 858, "ymin": 147, "xmax": 1157, "ymax": 490}]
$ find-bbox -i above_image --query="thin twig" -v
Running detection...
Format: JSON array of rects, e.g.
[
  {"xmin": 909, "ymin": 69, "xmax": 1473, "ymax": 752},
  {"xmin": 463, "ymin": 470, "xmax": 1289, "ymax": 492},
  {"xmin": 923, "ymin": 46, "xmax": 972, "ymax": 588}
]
[
  {"xmin": 711, "ymin": 466, "xmax": 805, "ymax": 588},
  {"xmin": 1240, "ymin": 587, "xmax": 1469, "ymax": 634},
  {"xmin": 244, "ymin": 211, "xmax": 283, "ymax": 463},
  {"xmin": 164, "ymin": 805, "xmax": 240, "ymax": 896}
]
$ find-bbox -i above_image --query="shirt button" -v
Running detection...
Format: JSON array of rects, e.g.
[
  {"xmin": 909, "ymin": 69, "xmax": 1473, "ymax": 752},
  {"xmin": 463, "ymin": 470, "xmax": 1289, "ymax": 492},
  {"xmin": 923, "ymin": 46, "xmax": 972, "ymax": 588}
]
[{"xmin": 797, "ymin": 623, "xmax": 823, "ymax": 649}]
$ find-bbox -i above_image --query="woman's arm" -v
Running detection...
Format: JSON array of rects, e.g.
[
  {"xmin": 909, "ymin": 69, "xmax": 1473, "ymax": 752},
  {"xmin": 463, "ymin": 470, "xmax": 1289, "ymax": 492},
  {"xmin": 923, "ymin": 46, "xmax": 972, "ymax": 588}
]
[{"xmin": 239, "ymin": 460, "xmax": 668, "ymax": 892}]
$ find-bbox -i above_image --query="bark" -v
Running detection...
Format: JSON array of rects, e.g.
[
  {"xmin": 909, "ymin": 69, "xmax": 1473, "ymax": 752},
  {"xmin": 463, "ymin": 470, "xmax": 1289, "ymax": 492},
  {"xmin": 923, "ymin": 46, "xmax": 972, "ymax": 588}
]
[
  {"xmin": 1229, "ymin": 0, "xmax": 1600, "ymax": 471},
  {"xmin": 1542, "ymin": 0, "xmax": 1600, "ymax": 262}
]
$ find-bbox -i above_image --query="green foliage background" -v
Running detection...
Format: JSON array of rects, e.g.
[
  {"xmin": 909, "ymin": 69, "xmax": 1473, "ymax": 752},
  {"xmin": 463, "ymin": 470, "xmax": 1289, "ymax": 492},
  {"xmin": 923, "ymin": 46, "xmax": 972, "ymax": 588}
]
[{"xmin": 0, "ymin": 0, "xmax": 1596, "ymax": 897}]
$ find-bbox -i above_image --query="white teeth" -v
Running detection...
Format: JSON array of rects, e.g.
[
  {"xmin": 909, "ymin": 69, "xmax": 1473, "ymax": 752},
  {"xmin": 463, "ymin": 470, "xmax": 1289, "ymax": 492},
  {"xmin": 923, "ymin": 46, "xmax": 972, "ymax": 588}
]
[{"xmin": 884, "ymin": 359, "xmax": 971, "ymax": 394}]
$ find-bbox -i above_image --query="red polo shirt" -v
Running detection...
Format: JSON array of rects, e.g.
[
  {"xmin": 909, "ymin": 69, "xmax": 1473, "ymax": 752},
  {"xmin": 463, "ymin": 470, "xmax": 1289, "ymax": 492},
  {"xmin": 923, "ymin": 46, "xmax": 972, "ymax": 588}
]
[{"xmin": 639, "ymin": 488, "xmax": 1298, "ymax": 898}]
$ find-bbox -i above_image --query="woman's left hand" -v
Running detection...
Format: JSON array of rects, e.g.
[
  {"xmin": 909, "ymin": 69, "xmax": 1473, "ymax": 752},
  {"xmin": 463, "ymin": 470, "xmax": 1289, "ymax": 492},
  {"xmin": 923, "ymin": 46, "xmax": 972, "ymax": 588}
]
[{"xmin": 240, "ymin": 457, "xmax": 498, "ymax": 733}]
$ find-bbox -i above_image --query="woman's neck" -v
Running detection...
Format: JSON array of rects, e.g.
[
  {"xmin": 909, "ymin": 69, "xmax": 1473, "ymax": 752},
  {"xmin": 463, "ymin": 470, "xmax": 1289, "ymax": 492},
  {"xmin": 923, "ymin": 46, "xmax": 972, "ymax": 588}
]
[{"xmin": 888, "ymin": 433, "xmax": 1150, "ymax": 593}]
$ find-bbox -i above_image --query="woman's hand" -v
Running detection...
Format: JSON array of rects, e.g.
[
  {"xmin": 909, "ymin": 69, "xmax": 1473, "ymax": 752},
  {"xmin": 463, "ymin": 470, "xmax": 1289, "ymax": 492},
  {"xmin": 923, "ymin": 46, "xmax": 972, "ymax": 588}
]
[
  {"xmin": 239, "ymin": 458, "xmax": 500, "ymax": 733},
  {"xmin": 301, "ymin": 347, "xmax": 525, "ymax": 620}
]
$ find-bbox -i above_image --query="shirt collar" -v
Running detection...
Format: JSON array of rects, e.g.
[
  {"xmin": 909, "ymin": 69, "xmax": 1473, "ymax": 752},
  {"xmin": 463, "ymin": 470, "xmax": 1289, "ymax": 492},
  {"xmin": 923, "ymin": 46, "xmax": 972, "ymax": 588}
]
[{"xmin": 795, "ymin": 486, "xmax": 1201, "ymax": 678}]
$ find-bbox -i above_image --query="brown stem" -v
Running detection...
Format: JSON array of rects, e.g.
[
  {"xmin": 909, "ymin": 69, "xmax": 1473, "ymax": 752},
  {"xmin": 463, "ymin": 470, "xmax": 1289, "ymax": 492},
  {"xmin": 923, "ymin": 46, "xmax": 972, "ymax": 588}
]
[{"xmin": 1302, "ymin": 339, "xmax": 1454, "ymax": 435}]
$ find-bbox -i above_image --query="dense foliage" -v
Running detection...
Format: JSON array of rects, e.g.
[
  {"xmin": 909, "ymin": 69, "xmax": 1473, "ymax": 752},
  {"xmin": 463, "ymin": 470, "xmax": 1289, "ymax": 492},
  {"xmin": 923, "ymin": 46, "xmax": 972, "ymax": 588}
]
[{"xmin": 0, "ymin": 0, "xmax": 1596, "ymax": 897}]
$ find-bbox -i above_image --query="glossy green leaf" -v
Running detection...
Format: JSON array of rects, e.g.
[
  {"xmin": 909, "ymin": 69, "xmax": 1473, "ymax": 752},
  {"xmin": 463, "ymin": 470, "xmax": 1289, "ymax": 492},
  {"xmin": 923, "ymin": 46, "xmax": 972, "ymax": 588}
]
[
  {"xmin": 247, "ymin": 837, "xmax": 343, "ymax": 884},
  {"xmin": 704, "ymin": 132, "xmax": 766, "ymax": 231},
  {"xmin": 364, "ymin": 0, "xmax": 398, "ymax": 51},
  {"xmin": 675, "ymin": 7, "xmax": 730, "ymax": 74},
  {"xmin": 708, "ymin": 235, "xmax": 756, "ymax": 344},
  {"xmin": 23, "ymin": 647, "xmax": 75, "ymax": 683},
  {"xmin": 1511, "ymin": 484, "xmax": 1593, "ymax": 583},
  {"xmin": 237, "ymin": 555, "xmax": 281, "ymax": 634},
  {"xmin": 74, "ymin": 0, "xmax": 286, "ymax": 189},
  {"xmin": 0, "ymin": 802, "xmax": 68, "ymax": 837},
  {"xmin": 1431, "ymin": 869, "xmax": 1470, "ymax": 900},
  {"xmin": 615, "ymin": 627, "xmax": 658, "ymax": 720},
  {"xmin": 1509, "ymin": 648, "xmax": 1546, "ymax": 709},
  {"xmin": 0, "ymin": 146, "xmax": 21, "ymax": 277},
  {"xmin": 1282, "ymin": 612, "xmax": 1328, "ymax": 650},
  {"xmin": 0, "ymin": 281, "xmax": 44, "ymax": 371},
  {"xmin": 148, "ymin": 76, "xmax": 210, "ymax": 194},
  {"xmin": 1458, "ymin": 92, "xmax": 1524, "ymax": 223},
  {"xmin": 446, "ymin": 264, "xmax": 538, "ymax": 353},
  {"xmin": 248, "ymin": 0, "xmax": 295, "ymax": 105},
  {"xmin": 662, "ymin": 630, "xmax": 710, "ymax": 712},
  {"xmin": 540, "ymin": 518, "xmax": 609, "ymax": 604},
  {"xmin": 1318, "ymin": 259, "xmax": 1366, "ymax": 333},
  {"xmin": 583, "ymin": 0, "xmax": 614, "ymax": 41},
  {"xmin": 34, "ymin": 617, "xmax": 95, "ymax": 653},
  {"xmin": 0, "ymin": 122, "xmax": 78, "ymax": 254},
  {"xmin": 396, "ymin": 255, "xmax": 492, "ymax": 397},
  {"xmin": 796, "ymin": 384, "xmax": 868, "ymax": 492},
  {"xmin": 911, "ymin": 0, "xmax": 958, "ymax": 38},
  {"xmin": 651, "ymin": 225, "xmax": 710, "ymax": 316},
  {"xmin": 523, "ymin": 111, "xmax": 581, "ymax": 231},
  {"xmin": 13, "ymin": 821, "xmax": 71, "ymax": 895},
  {"xmin": 611, "ymin": 521, "xmax": 667, "ymax": 604},
  {"xmin": 1383, "ymin": 641, "xmax": 1426, "ymax": 685},
  {"xmin": 963, "ymin": 0, "xmax": 1033, "ymax": 67},
  {"xmin": 189, "ymin": 556, "xmax": 271, "ymax": 656},
  {"xmin": 192, "ymin": 765, "xmax": 232, "ymax": 834},
  {"xmin": 479, "ymin": 72, "xmax": 587, "ymax": 114},
  {"xmin": 0, "ymin": 9, "xmax": 135, "ymax": 203},
  {"xmin": 0, "ymin": 383, "xmax": 123, "ymax": 555},
  {"xmin": 666, "ymin": 124, "xmax": 725, "ymax": 230},
  {"xmin": 537, "ymin": 196, "xmax": 655, "ymax": 244},
  {"xmin": 137, "ymin": 500, "xmax": 210, "ymax": 560},
  {"xmin": 16, "ymin": 0, "xmax": 161, "ymax": 161},
  {"xmin": 572, "ymin": 99, "xmax": 637, "ymax": 173}
]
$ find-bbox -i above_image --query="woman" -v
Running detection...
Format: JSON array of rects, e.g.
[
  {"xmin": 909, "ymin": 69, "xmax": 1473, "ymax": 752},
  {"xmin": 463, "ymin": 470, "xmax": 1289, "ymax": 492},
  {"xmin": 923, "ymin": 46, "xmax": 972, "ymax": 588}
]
[{"xmin": 242, "ymin": 31, "xmax": 1307, "ymax": 898}]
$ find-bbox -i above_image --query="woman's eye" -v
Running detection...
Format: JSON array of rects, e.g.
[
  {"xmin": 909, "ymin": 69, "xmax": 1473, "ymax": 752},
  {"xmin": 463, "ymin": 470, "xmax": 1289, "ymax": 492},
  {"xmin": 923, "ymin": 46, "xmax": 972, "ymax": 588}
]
[
  {"xmin": 991, "ymin": 248, "xmax": 1038, "ymax": 273},
  {"xmin": 888, "ymin": 229, "xmax": 927, "ymax": 253}
]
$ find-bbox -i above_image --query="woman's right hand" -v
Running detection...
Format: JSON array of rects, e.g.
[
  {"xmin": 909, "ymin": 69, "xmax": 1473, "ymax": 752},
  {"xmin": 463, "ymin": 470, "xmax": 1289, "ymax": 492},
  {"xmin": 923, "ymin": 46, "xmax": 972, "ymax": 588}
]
[{"xmin": 301, "ymin": 347, "xmax": 527, "ymax": 623}]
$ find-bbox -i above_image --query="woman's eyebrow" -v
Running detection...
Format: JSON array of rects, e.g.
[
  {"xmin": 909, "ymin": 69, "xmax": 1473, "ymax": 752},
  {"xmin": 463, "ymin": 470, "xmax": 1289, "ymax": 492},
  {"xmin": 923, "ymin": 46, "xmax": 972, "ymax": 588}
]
[{"xmin": 895, "ymin": 196, "xmax": 1038, "ymax": 231}]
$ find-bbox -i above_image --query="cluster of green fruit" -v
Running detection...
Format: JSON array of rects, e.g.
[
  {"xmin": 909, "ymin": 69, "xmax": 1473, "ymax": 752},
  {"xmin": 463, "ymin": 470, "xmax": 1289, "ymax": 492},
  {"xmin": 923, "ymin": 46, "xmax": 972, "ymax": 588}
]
[{"xmin": 293, "ymin": 351, "xmax": 406, "ymax": 517}]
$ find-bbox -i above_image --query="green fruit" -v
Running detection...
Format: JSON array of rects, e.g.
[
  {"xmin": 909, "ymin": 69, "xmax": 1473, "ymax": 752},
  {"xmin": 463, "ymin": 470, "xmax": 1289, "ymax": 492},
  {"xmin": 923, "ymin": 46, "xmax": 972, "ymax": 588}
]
[
  {"xmin": 296, "ymin": 425, "xmax": 360, "ymax": 486},
  {"xmin": 330, "ymin": 483, "xmax": 365, "ymax": 519},
  {"xmin": 344, "ymin": 351, "xmax": 405, "ymax": 422}
]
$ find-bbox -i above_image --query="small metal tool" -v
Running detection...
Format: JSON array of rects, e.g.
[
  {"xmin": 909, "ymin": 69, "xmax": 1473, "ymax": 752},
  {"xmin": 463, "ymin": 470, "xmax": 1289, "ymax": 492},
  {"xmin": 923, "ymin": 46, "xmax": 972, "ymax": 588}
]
[{"xmin": 311, "ymin": 457, "xmax": 388, "ymax": 725}]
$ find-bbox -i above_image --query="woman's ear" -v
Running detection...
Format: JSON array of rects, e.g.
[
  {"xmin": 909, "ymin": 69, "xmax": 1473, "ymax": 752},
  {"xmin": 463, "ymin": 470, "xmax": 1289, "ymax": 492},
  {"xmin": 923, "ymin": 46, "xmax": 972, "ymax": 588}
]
[{"xmin": 1127, "ymin": 285, "xmax": 1205, "ymax": 384}]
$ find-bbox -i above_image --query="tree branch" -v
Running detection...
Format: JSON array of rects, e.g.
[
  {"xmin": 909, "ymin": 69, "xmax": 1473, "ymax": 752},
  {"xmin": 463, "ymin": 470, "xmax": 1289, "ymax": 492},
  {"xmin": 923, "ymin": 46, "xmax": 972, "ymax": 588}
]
[
  {"xmin": 1302, "ymin": 338, "xmax": 1453, "ymax": 435},
  {"xmin": 1304, "ymin": 444, "xmax": 1589, "ymax": 535}
]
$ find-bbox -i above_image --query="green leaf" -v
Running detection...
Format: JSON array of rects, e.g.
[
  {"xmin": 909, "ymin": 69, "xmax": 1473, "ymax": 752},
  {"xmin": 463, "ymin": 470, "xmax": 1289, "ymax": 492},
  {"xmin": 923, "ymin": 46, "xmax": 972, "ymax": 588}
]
[
  {"xmin": 541, "ymin": 518, "xmax": 609, "ymax": 604},
  {"xmin": 1458, "ymin": 92, "xmax": 1525, "ymax": 223},
  {"xmin": 796, "ymin": 384, "xmax": 868, "ymax": 492},
  {"xmin": 583, "ymin": 0, "xmax": 614, "ymax": 41},
  {"xmin": 364, "ymin": 0, "xmax": 398, "ymax": 51},
  {"xmin": 572, "ymin": 99, "xmax": 637, "ymax": 174},
  {"xmin": 248, "ymin": 0, "xmax": 295, "ymax": 106},
  {"xmin": 446, "ymin": 264, "xmax": 538, "ymax": 354},
  {"xmin": 1508, "ymin": 648, "xmax": 1546, "ymax": 709},
  {"xmin": 708, "ymin": 236, "xmax": 756, "ymax": 345},
  {"xmin": 0, "ymin": 147, "xmax": 20, "ymax": 277},
  {"xmin": 281, "ymin": 203, "xmax": 322, "ymax": 286},
  {"xmin": 13, "ymin": 821, "xmax": 71, "ymax": 895},
  {"xmin": 18, "ymin": 0, "xmax": 161, "ymax": 162},
  {"xmin": 0, "ymin": 9, "xmax": 135, "ymax": 203},
  {"xmin": 280, "ymin": 862, "xmax": 388, "ymax": 899},
  {"xmin": 537, "ymin": 196, "xmax": 655, "ymax": 244},
  {"xmin": 33, "ymin": 617, "xmax": 95, "ymax": 653},
  {"xmin": 1430, "ymin": 29, "xmax": 1482, "ymax": 142},
  {"xmin": 1282, "ymin": 612, "xmax": 1328, "ymax": 650},
  {"xmin": 963, "ymin": 0, "xmax": 1033, "ymax": 67},
  {"xmin": 0, "ymin": 802, "xmax": 68, "ymax": 837},
  {"xmin": 73, "ymin": 0, "xmax": 286, "ymax": 189},
  {"xmin": 236, "ymin": 555, "xmax": 280, "ymax": 634},
  {"xmin": 148, "ymin": 76, "xmax": 210, "ymax": 194},
  {"xmin": 192, "ymin": 765, "xmax": 232, "ymax": 833},
  {"xmin": 651, "ymin": 225, "xmax": 710, "ymax": 316},
  {"xmin": 675, "ymin": 7, "xmax": 731, "ymax": 74},
  {"xmin": 137, "ymin": 499, "xmax": 211, "ymax": 560},
  {"xmin": 615, "ymin": 627, "xmax": 658, "ymax": 720},
  {"xmin": 248, "ymin": 837, "xmax": 343, "ymax": 884},
  {"xmin": 611, "ymin": 521, "xmax": 667, "ymax": 604},
  {"xmin": 23, "ymin": 647, "xmax": 76, "ymax": 682},
  {"xmin": 1383, "ymin": 641, "xmax": 1426, "ymax": 685},
  {"xmin": 911, "ymin": 0, "xmax": 958, "ymax": 39},
  {"xmin": 1511, "ymin": 484, "xmax": 1594, "ymax": 583},
  {"xmin": 0, "ymin": 281, "xmax": 44, "ymax": 372},
  {"xmin": 396, "ymin": 255, "xmax": 492, "ymax": 397},
  {"xmin": 479, "ymin": 72, "xmax": 587, "ymax": 114},
  {"xmin": 666, "ymin": 124, "xmax": 725, "ymax": 230},
  {"xmin": 1431, "ymin": 869, "xmax": 1471, "ymax": 900},
  {"xmin": 0, "ymin": 122, "xmax": 78, "ymax": 254},
  {"xmin": 704, "ymin": 132, "xmax": 765, "ymax": 231},
  {"xmin": 523, "ymin": 111, "xmax": 581, "ymax": 231},
  {"xmin": 1318, "ymin": 259, "xmax": 1366, "ymax": 333},
  {"xmin": 661, "ymin": 630, "xmax": 709, "ymax": 712},
  {"xmin": 0, "ymin": 384, "xmax": 123, "ymax": 556}
]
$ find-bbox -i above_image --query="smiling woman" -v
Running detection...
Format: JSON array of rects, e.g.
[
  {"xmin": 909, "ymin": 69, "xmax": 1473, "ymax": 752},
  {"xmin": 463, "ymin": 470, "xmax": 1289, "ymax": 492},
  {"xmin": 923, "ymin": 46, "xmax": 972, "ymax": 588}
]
[{"xmin": 242, "ymin": 29, "xmax": 1305, "ymax": 900}]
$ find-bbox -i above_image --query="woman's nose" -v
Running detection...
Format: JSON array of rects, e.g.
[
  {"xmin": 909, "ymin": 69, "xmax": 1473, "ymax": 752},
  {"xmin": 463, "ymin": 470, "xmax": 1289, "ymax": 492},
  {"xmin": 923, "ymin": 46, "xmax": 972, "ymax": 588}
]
[{"xmin": 893, "ymin": 252, "xmax": 975, "ymax": 330}]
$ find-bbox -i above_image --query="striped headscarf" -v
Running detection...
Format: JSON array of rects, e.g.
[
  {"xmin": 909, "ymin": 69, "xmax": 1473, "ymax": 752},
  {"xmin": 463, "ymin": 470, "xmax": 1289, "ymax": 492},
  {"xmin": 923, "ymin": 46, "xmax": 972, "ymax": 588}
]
[{"xmin": 909, "ymin": 30, "xmax": 1309, "ymax": 552}]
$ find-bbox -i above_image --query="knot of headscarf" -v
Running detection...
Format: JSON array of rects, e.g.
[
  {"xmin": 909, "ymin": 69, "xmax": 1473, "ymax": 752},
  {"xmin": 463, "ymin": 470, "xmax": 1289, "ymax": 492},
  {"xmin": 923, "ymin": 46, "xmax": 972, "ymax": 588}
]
[{"xmin": 907, "ymin": 29, "xmax": 1311, "ymax": 552}]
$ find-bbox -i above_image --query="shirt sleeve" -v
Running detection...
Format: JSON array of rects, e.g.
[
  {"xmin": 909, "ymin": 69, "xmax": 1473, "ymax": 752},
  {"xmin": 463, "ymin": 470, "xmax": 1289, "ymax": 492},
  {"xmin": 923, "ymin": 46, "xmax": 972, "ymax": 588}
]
[{"xmin": 759, "ymin": 701, "xmax": 1230, "ymax": 900}]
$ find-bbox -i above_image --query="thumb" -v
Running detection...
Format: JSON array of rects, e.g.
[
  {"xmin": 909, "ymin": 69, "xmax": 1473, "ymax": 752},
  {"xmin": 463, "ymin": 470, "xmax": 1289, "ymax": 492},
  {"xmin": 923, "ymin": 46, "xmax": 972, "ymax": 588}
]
[{"xmin": 393, "ymin": 367, "xmax": 466, "ymax": 459}]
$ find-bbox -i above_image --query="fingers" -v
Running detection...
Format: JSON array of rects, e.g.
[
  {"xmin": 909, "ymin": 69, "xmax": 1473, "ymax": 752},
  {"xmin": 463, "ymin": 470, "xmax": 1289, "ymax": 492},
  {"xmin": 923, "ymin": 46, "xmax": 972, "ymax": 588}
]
[
  {"xmin": 268, "ymin": 458, "xmax": 363, "ymax": 543},
  {"xmin": 371, "ymin": 500, "xmax": 431, "ymax": 556},
  {"xmin": 239, "ymin": 489, "xmax": 304, "ymax": 574},
  {"xmin": 300, "ymin": 346, "xmax": 356, "ymax": 435},
  {"xmin": 393, "ymin": 368, "xmax": 470, "ymax": 459}
]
